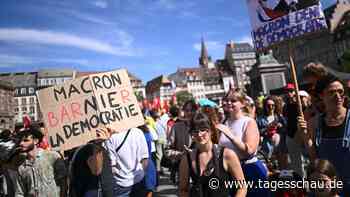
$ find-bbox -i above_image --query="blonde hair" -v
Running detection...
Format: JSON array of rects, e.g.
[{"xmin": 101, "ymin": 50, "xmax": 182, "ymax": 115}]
[{"xmin": 224, "ymin": 89, "xmax": 252, "ymax": 117}]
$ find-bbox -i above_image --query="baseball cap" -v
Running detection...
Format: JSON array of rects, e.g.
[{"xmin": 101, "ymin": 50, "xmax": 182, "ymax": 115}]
[
  {"xmin": 298, "ymin": 90, "xmax": 309, "ymax": 97},
  {"xmin": 284, "ymin": 83, "xmax": 295, "ymax": 90}
]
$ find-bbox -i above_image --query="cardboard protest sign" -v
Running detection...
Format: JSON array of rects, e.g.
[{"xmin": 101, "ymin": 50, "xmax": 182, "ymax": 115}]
[
  {"xmin": 37, "ymin": 69, "xmax": 144, "ymax": 151},
  {"xmin": 246, "ymin": 0, "xmax": 328, "ymax": 50},
  {"xmin": 89, "ymin": 70, "xmax": 144, "ymax": 132}
]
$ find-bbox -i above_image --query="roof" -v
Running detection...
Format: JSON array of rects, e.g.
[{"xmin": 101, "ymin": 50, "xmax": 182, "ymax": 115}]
[
  {"xmin": 127, "ymin": 71, "xmax": 142, "ymax": 82},
  {"xmin": 76, "ymin": 71, "xmax": 101, "ymax": 77},
  {"xmin": 0, "ymin": 80, "xmax": 14, "ymax": 90},
  {"xmin": 232, "ymin": 43, "xmax": 255, "ymax": 53},
  {"xmin": 0, "ymin": 72, "xmax": 36, "ymax": 87},
  {"xmin": 146, "ymin": 75, "xmax": 171, "ymax": 93},
  {"xmin": 200, "ymin": 37, "xmax": 209, "ymax": 62},
  {"xmin": 177, "ymin": 67, "xmax": 202, "ymax": 76},
  {"xmin": 76, "ymin": 70, "xmax": 141, "ymax": 82},
  {"xmin": 147, "ymin": 75, "xmax": 170, "ymax": 86},
  {"xmin": 38, "ymin": 69, "xmax": 75, "ymax": 78}
]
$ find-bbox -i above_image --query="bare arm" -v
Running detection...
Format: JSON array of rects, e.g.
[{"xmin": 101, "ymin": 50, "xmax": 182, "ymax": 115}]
[
  {"xmin": 223, "ymin": 148, "xmax": 247, "ymax": 197},
  {"xmin": 241, "ymin": 120, "xmax": 260, "ymax": 157},
  {"xmin": 141, "ymin": 158, "xmax": 148, "ymax": 170},
  {"xmin": 217, "ymin": 120, "xmax": 260, "ymax": 158},
  {"xmin": 178, "ymin": 154, "xmax": 190, "ymax": 197},
  {"xmin": 298, "ymin": 116, "xmax": 317, "ymax": 162}
]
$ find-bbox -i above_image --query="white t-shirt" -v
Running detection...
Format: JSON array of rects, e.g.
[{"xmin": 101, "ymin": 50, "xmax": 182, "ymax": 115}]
[
  {"xmin": 104, "ymin": 128, "xmax": 149, "ymax": 187},
  {"xmin": 219, "ymin": 116, "xmax": 254, "ymax": 159}
]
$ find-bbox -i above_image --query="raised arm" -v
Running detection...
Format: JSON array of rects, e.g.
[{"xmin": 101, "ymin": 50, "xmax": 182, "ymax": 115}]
[{"xmin": 297, "ymin": 116, "xmax": 317, "ymax": 162}]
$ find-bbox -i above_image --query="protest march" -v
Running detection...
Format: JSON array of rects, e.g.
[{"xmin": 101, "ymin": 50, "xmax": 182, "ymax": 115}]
[{"xmin": 0, "ymin": 0, "xmax": 349, "ymax": 197}]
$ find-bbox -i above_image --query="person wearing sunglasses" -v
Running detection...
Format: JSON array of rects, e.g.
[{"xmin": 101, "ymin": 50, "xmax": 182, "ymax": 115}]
[
  {"xmin": 217, "ymin": 90, "xmax": 269, "ymax": 196},
  {"xmin": 178, "ymin": 112, "xmax": 247, "ymax": 197},
  {"xmin": 298, "ymin": 74, "xmax": 350, "ymax": 196}
]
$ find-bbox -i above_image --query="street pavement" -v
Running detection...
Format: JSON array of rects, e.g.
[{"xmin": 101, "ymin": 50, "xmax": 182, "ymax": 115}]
[{"xmin": 154, "ymin": 170, "xmax": 178, "ymax": 197}]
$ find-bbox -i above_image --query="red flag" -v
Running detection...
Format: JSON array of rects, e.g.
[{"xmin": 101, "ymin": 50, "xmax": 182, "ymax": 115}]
[
  {"xmin": 172, "ymin": 94, "xmax": 177, "ymax": 105},
  {"xmin": 23, "ymin": 115, "xmax": 31, "ymax": 129},
  {"xmin": 142, "ymin": 100, "xmax": 149, "ymax": 109},
  {"xmin": 153, "ymin": 97, "xmax": 160, "ymax": 110},
  {"xmin": 163, "ymin": 100, "xmax": 169, "ymax": 112}
]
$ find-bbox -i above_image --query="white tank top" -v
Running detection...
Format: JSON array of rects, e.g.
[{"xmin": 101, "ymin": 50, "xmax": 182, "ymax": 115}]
[{"xmin": 219, "ymin": 116, "xmax": 253, "ymax": 159}]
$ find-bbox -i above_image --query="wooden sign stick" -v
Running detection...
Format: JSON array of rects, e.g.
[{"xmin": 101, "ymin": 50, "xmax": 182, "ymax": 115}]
[{"xmin": 288, "ymin": 42, "xmax": 304, "ymax": 119}]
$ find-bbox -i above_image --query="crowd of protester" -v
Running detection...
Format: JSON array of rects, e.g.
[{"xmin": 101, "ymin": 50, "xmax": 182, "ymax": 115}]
[{"xmin": 0, "ymin": 62, "xmax": 348, "ymax": 197}]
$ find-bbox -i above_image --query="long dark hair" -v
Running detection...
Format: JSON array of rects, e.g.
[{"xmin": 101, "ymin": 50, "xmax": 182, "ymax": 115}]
[
  {"xmin": 307, "ymin": 159, "xmax": 340, "ymax": 195},
  {"xmin": 70, "ymin": 143, "xmax": 104, "ymax": 197},
  {"xmin": 201, "ymin": 107, "xmax": 220, "ymax": 144}
]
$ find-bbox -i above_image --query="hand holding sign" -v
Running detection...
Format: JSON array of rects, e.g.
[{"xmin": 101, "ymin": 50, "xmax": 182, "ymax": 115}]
[
  {"xmin": 37, "ymin": 69, "xmax": 145, "ymax": 151},
  {"xmin": 96, "ymin": 128, "xmax": 113, "ymax": 140}
]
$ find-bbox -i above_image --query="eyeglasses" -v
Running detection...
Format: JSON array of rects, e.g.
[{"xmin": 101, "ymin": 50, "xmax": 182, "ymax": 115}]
[
  {"xmin": 191, "ymin": 129, "xmax": 209, "ymax": 136},
  {"xmin": 328, "ymin": 89, "xmax": 344, "ymax": 98}
]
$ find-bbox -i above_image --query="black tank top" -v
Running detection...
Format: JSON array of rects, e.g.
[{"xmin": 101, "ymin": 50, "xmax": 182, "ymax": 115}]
[
  {"xmin": 321, "ymin": 110, "xmax": 347, "ymax": 139},
  {"xmin": 187, "ymin": 145, "xmax": 235, "ymax": 197}
]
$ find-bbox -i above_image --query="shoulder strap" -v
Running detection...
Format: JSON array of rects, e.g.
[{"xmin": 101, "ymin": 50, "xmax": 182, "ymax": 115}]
[
  {"xmin": 115, "ymin": 129, "xmax": 131, "ymax": 153},
  {"xmin": 212, "ymin": 144, "xmax": 222, "ymax": 177},
  {"xmin": 315, "ymin": 113, "xmax": 324, "ymax": 147},
  {"xmin": 342, "ymin": 109, "xmax": 350, "ymax": 149}
]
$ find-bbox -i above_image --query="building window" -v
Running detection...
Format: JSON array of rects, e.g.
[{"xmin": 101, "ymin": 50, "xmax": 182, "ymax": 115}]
[
  {"xmin": 21, "ymin": 88, "xmax": 26, "ymax": 94},
  {"xmin": 21, "ymin": 98, "xmax": 26, "ymax": 105},
  {"xmin": 15, "ymin": 89, "xmax": 19, "ymax": 95},
  {"xmin": 14, "ymin": 108, "xmax": 19, "ymax": 112},
  {"xmin": 29, "ymin": 88, "xmax": 35, "ymax": 94},
  {"xmin": 30, "ymin": 106, "xmax": 35, "ymax": 114},
  {"xmin": 30, "ymin": 97, "xmax": 35, "ymax": 104},
  {"xmin": 14, "ymin": 98, "xmax": 18, "ymax": 106},
  {"xmin": 22, "ymin": 107, "xmax": 27, "ymax": 111}
]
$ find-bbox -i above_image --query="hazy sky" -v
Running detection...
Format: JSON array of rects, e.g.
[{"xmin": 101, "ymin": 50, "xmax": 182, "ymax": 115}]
[{"xmin": 0, "ymin": 0, "xmax": 336, "ymax": 82}]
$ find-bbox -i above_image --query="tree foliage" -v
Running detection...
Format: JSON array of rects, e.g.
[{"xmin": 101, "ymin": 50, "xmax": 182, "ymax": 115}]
[
  {"xmin": 134, "ymin": 91, "xmax": 144, "ymax": 102},
  {"xmin": 341, "ymin": 49, "xmax": 350, "ymax": 72},
  {"xmin": 176, "ymin": 91, "xmax": 194, "ymax": 108}
]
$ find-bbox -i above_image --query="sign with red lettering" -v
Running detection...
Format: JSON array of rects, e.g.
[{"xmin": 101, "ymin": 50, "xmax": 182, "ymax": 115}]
[
  {"xmin": 37, "ymin": 69, "xmax": 144, "ymax": 151},
  {"xmin": 89, "ymin": 70, "xmax": 144, "ymax": 132}
]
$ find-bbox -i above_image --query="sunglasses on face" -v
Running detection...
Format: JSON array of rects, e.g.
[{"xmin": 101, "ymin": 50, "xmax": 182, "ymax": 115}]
[
  {"xmin": 191, "ymin": 129, "xmax": 209, "ymax": 136},
  {"xmin": 328, "ymin": 89, "xmax": 344, "ymax": 98}
]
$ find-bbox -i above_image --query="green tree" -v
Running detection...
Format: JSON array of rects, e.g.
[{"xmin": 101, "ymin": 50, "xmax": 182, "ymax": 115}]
[
  {"xmin": 341, "ymin": 49, "xmax": 350, "ymax": 72},
  {"xmin": 134, "ymin": 91, "xmax": 144, "ymax": 102},
  {"xmin": 176, "ymin": 91, "xmax": 194, "ymax": 108}
]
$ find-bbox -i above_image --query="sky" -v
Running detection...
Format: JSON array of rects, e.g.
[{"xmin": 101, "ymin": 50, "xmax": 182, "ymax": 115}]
[{"xmin": 0, "ymin": 0, "xmax": 336, "ymax": 82}]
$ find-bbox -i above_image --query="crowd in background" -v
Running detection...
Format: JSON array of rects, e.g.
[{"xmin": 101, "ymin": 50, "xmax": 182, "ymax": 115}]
[{"xmin": 0, "ymin": 62, "xmax": 349, "ymax": 197}]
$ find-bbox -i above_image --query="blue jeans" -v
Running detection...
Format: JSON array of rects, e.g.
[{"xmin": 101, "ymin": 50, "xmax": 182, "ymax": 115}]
[{"xmin": 113, "ymin": 179, "xmax": 147, "ymax": 197}]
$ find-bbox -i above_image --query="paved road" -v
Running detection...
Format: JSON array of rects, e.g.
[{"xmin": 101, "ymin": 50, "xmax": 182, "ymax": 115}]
[{"xmin": 154, "ymin": 171, "xmax": 178, "ymax": 197}]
